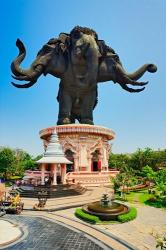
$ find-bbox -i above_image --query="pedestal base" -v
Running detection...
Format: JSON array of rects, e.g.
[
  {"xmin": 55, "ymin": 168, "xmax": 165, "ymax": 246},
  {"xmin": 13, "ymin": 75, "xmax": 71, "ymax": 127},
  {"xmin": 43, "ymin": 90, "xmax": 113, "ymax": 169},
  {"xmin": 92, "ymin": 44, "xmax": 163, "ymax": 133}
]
[{"xmin": 39, "ymin": 124, "xmax": 116, "ymax": 186}]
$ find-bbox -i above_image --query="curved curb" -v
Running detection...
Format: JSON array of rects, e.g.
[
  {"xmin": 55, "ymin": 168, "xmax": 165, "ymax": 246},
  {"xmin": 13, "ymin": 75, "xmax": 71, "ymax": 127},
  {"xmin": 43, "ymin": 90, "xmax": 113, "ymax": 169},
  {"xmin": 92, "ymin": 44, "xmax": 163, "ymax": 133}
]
[
  {"xmin": 48, "ymin": 212, "xmax": 139, "ymax": 250},
  {"xmin": 2, "ymin": 215, "xmax": 111, "ymax": 250},
  {"xmin": 36, "ymin": 215, "xmax": 112, "ymax": 250},
  {"xmin": 0, "ymin": 218, "xmax": 28, "ymax": 249}
]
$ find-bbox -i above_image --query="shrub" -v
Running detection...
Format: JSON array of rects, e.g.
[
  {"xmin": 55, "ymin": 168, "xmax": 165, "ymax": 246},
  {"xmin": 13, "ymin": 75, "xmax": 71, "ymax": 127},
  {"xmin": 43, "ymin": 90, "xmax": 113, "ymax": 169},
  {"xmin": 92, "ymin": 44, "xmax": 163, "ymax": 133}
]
[
  {"xmin": 145, "ymin": 197, "xmax": 166, "ymax": 208},
  {"xmin": 75, "ymin": 207, "xmax": 137, "ymax": 224},
  {"xmin": 117, "ymin": 207, "xmax": 137, "ymax": 223},
  {"xmin": 148, "ymin": 197, "xmax": 157, "ymax": 202},
  {"xmin": 75, "ymin": 208, "xmax": 101, "ymax": 224}
]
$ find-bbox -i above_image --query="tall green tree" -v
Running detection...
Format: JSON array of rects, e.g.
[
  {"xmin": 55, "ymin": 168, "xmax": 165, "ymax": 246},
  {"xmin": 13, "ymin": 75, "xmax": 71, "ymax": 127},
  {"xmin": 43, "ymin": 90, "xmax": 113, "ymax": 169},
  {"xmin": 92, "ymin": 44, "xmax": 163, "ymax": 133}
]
[
  {"xmin": 109, "ymin": 153, "xmax": 130, "ymax": 170},
  {"xmin": 154, "ymin": 169, "xmax": 166, "ymax": 196},
  {"xmin": 0, "ymin": 148, "xmax": 16, "ymax": 178},
  {"xmin": 141, "ymin": 165, "xmax": 156, "ymax": 181}
]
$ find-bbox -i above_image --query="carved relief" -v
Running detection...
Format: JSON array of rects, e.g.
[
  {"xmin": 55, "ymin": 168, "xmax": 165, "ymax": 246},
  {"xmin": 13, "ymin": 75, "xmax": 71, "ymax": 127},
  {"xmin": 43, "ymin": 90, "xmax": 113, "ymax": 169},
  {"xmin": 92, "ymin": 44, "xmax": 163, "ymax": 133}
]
[{"xmin": 40, "ymin": 125, "xmax": 115, "ymax": 172}]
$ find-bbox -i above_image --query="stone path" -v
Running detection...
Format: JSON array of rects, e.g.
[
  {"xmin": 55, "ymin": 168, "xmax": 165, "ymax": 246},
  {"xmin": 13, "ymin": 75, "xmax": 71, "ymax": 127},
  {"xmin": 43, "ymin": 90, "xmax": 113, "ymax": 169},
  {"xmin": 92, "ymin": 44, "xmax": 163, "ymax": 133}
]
[
  {"xmin": 100, "ymin": 204, "xmax": 165, "ymax": 250},
  {"xmin": 2, "ymin": 215, "xmax": 110, "ymax": 250},
  {"xmin": 2, "ymin": 186, "xmax": 165, "ymax": 250},
  {"xmin": 21, "ymin": 186, "xmax": 112, "ymax": 211},
  {"xmin": 53, "ymin": 204, "xmax": 166, "ymax": 250}
]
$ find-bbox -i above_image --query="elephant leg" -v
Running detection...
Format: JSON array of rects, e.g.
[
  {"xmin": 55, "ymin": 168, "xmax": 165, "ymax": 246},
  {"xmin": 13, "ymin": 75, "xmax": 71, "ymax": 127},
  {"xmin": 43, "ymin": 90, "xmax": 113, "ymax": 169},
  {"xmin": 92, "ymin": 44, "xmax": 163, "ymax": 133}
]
[
  {"xmin": 57, "ymin": 89, "xmax": 72, "ymax": 125},
  {"xmin": 80, "ymin": 91, "xmax": 96, "ymax": 125}
]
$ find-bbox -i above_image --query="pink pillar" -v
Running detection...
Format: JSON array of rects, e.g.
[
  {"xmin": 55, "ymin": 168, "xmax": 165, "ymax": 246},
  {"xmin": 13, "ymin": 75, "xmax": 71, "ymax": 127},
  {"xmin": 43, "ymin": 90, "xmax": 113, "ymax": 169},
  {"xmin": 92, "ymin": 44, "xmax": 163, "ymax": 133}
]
[
  {"xmin": 91, "ymin": 160, "xmax": 93, "ymax": 172},
  {"xmin": 52, "ymin": 164, "xmax": 57, "ymax": 185},
  {"xmin": 41, "ymin": 163, "xmax": 45, "ymax": 185},
  {"xmin": 61, "ymin": 164, "xmax": 66, "ymax": 184}
]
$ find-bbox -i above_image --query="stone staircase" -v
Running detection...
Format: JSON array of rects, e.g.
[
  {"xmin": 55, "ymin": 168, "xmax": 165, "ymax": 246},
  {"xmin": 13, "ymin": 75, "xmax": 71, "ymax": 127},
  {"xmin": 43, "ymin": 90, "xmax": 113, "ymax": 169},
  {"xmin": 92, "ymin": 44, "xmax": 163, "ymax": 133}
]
[
  {"xmin": 65, "ymin": 171, "xmax": 119, "ymax": 187},
  {"xmin": 16, "ymin": 184, "xmax": 86, "ymax": 198}
]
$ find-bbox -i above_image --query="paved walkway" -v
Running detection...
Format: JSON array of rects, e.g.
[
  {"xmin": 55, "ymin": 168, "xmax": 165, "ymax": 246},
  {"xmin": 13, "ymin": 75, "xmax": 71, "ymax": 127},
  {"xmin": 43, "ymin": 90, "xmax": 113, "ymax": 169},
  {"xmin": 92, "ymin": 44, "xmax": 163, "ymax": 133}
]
[
  {"xmin": 1, "ymin": 187, "xmax": 165, "ymax": 250},
  {"xmin": 1, "ymin": 215, "xmax": 108, "ymax": 250},
  {"xmin": 21, "ymin": 186, "xmax": 112, "ymax": 210},
  {"xmin": 51, "ymin": 204, "xmax": 166, "ymax": 250},
  {"xmin": 96, "ymin": 204, "xmax": 166, "ymax": 250}
]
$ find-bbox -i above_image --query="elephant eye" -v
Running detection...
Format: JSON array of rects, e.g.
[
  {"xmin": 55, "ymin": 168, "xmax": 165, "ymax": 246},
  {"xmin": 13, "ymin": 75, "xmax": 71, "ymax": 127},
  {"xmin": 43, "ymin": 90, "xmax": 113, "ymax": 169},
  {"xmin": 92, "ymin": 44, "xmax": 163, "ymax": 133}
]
[{"xmin": 72, "ymin": 31, "xmax": 81, "ymax": 39}]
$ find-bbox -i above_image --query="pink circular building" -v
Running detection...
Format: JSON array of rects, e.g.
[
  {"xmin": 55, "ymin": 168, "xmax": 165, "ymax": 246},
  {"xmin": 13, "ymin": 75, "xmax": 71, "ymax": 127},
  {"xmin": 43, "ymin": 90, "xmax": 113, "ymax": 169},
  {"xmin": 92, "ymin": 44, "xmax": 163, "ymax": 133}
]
[{"xmin": 38, "ymin": 124, "xmax": 117, "ymax": 186}]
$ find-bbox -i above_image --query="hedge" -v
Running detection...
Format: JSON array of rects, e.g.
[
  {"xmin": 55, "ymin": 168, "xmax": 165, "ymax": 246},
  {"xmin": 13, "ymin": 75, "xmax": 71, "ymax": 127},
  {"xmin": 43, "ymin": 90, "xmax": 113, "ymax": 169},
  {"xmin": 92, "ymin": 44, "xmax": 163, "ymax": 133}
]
[
  {"xmin": 75, "ymin": 208, "xmax": 101, "ymax": 224},
  {"xmin": 117, "ymin": 207, "xmax": 137, "ymax": 223},
  {"xmin": 75, "ymin": 207, "xmax": 137, "ymax": 224}
]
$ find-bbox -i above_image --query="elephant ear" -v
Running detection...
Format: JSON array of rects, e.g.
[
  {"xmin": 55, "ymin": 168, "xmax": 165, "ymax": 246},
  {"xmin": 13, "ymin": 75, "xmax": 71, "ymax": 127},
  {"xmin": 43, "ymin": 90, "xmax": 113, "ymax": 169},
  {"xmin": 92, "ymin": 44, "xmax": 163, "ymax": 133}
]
[
  {"xmin": 37, "ymin": 41, "xmax": 58, "ymax": 57},
  {"xmin": 97, "ymin": 40, "xmax": 122, "ymax": 65},
  {"xmin": 57, "ymin": 33, "xmax": 70, "ymax": 52}
]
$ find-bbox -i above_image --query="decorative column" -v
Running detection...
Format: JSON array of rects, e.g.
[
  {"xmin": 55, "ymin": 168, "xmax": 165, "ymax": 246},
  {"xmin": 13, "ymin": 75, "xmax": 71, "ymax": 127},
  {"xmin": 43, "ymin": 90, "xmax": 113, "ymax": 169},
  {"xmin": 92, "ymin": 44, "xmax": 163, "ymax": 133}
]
[
  {"xmin": 41, "ymin": 163, "xmax": 45, "ymax": 185},
  {"xmin": 87, "ymin": 157, "xmax": 92, "ymax": 172},
  {"xmin": 91, "ymin": 160, "xmax": 93, "ymax": 172},
  {"xmin": 61, "ymin": 164, "xmax": 66, "ymax": 184},
  {"xmin": 102, "ymin": 145, "xmax": 108, "ymax": 171},
  {"xmin": 52, "ymin": 164, "xmax": 57, "ymax": 185},
  {"xmin": 73, "ymin": 155, "xmax": 79, "ymax": 172}
]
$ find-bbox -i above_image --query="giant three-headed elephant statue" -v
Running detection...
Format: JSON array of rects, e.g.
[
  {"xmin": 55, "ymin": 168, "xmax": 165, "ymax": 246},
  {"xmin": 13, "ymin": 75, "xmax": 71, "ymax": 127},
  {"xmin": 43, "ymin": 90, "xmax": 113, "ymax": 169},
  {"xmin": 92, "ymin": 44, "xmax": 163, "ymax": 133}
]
[{"xmin": 11, "ymin": 26, "xmax": 157, "ymax": 125}]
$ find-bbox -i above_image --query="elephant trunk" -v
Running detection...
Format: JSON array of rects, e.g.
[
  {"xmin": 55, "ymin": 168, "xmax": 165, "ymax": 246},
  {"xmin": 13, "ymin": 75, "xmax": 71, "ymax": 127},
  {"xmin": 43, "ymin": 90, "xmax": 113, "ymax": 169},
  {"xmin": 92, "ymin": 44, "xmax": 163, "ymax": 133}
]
[
  {"xmin": 126, "ymin": 64, "xmax": 157, "ymax": 80},
  {"xmin": 116, "ymin": 63, "xmax": 157, "ymax": 82},
  {"xmin": 113, "ymin": 63, "xmax": 157, "ymax": 93},
  {"xmin": 11, "ymin": 39, "xmax": 43, "ymax": 88}
]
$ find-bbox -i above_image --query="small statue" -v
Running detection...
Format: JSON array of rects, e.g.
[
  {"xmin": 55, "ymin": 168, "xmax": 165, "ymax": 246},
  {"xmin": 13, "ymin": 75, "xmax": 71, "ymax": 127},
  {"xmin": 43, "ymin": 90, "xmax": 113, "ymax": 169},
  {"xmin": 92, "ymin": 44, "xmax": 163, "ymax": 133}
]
[{"xmin": 33, "ymin": 190, "xmax": 47, "ymax": 210}]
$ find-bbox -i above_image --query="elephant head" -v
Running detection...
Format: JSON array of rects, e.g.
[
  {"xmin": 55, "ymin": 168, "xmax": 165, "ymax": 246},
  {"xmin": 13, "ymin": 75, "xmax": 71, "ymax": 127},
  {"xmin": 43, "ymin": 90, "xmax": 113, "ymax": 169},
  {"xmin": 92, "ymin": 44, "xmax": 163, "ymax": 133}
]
[
  {"xmin": 11, "ymin": 37, "xmax": 67, "ymax": 88},
  {"xmin": 11, "ymin": 32, "xmax": 157, "ymax": 93},
  {"xmin": 97, "ymin": 41, "xmax": 157, "ymax": 92}
]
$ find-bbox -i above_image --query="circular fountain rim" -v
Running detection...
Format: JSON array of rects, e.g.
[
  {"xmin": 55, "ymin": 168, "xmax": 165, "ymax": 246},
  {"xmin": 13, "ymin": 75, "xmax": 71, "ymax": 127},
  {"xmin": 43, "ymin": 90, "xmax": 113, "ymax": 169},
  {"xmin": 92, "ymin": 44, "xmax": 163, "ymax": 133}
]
[{"xmin": 82, "ymin": 201, "xmax": 130, "ymax": 220}]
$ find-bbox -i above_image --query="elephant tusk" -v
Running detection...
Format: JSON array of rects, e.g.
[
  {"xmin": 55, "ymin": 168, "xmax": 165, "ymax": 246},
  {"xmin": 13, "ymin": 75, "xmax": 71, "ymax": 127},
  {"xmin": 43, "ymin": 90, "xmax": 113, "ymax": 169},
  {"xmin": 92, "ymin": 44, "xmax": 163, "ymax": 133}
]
[
  {"xmin": 11, "ymin": 75, "xmax": 31, "ymax": 81},
  {"xmin": 126, "ymin": 80, "xmax": 149, "ymax": 86},
  {"xmin": 119, "ymin": 83, "xmax": 145, "ymax": 93},
  {"xmin": 11, "ymin": 80, "xmax": 37, "ymax": 88}
]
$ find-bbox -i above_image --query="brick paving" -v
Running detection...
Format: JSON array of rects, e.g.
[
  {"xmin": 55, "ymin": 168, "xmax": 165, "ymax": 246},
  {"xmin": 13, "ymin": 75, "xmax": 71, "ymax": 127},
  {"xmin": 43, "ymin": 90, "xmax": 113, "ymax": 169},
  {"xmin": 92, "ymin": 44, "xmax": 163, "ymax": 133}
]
[
  {"xmin": 53, "ymin": 204, "xmax": 166, "ymax": 250},
  {"xmin": 2, "ymin": 215, "xmax": 110, "ymax": 250},
  {"xmin": 2, "ymin": 186, "xmax": 164, "ymax": 250}
]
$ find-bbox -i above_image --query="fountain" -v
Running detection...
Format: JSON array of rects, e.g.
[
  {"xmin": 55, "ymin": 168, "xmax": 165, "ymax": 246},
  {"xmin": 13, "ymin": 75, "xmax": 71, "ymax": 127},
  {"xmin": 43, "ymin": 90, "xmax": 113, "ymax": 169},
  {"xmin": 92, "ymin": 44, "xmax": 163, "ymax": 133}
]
[{"xmin": 82, "ymin": 193, "xmax": 129, "ymax": 221}]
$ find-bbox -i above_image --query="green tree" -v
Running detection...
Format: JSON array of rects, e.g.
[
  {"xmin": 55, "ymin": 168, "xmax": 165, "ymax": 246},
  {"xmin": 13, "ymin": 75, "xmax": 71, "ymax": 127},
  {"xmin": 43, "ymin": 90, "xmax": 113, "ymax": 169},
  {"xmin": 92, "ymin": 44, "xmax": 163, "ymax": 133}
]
[
  {"xmin": 141, "ymin": 165, "xmax": 156, "ymax": 182},
  {"xmin": 112, "ymin": 165, "xmax": 137, "ymax": 199},
  {"xmin": 0, "ymin": 148, "xmax": 16, "ymax": 179},
  {"xmin": 109, "ymin": 153, "xmax": 130, "ymax": 170},
  {"xmin": 154, "ymin": 169, "xmax": 166, "ymax": 196},
  {"xmin": 0, "ymin": 147, "xmax": 40, "ymax": 178},
  {"xmin": 129, "ymin": 148, "xmax": 152, "ymax": 171}
]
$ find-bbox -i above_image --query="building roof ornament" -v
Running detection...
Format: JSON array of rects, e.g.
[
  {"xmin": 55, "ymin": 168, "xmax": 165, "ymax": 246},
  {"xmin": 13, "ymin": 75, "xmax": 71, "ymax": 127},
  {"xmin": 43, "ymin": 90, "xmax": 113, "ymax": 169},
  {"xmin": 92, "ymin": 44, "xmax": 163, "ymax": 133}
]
[{"xmin": 37, "ymin": 130, "xmax": 72, "ymax": 164}]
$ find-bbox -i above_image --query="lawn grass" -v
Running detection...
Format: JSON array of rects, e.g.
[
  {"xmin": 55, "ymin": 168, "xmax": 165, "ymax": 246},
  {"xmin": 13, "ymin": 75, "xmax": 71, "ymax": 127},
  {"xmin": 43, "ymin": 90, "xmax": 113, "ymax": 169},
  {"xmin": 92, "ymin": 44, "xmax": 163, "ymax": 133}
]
[
  {"xmin": 138, "ymin": 192, "xmax": 153, "ymax": 203},
  {"xmin": 115, "ymin": 190, "xmax": 166, "ymax": 209},
  {"xmin": 115, "ymin": 190, "xmax": 153, "ymax": 203}
]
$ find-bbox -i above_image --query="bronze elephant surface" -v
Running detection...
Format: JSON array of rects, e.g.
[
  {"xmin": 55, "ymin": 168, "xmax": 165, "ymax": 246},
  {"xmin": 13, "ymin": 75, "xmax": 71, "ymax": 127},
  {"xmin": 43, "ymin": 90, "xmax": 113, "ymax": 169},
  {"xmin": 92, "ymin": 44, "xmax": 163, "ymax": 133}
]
[{"xmin": 11, "ymin": 26, "xmax": 157, "ymax": 125}]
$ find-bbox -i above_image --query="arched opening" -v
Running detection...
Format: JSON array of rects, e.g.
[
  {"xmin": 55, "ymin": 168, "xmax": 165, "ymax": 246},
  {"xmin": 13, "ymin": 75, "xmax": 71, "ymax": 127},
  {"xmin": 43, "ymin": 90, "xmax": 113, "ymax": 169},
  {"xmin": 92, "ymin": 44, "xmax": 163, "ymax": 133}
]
[
  {"xmin": 65, "ymin": 149, "xmax": 74, "ymax": 173},
  {"xmin": 91, "ymin": 149, "xmax": 101, "ymax": 172}
]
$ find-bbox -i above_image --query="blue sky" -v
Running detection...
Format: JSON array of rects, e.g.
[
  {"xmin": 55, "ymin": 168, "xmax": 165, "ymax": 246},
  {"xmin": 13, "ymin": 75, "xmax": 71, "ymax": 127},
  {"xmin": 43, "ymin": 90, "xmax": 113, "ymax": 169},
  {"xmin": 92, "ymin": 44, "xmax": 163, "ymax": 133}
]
[{"xmin": 1, "ymin": 0, "xmax": 166, "ymax": 156}]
